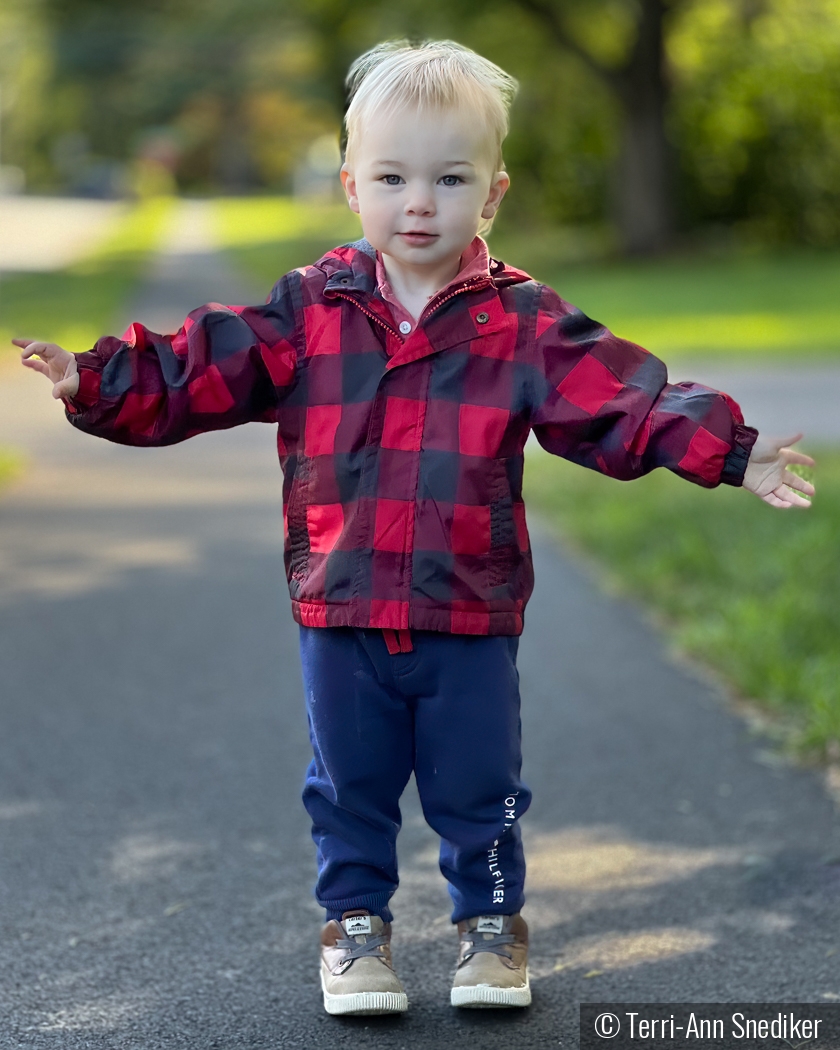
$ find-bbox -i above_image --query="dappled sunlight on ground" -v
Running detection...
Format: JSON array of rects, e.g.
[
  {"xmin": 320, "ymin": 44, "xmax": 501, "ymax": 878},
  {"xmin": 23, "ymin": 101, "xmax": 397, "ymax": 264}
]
[
  {"xmin": 544, "ymin": 926, "xmax": 716, "ymax": 976},
  {"xmin": 110, "ymin": 831, "xmax": 209, "ymax": 884},
  {"xmin": 0, "ymin": 532, "xmax": 201, "ymax": 601},
  {"xmin": 36, "ymin": 991, "xmax": 153, "ymax": 1033},
  {"xmin": 524, "ymin": 825, "xmax": 742, "ymax": 893},
  {"xmin": 0, "ymin": 800, "xmax": 47, "ymax": 820},
  {"xmin": 1, "ymin": 466, "xmax": 280, "ymax": 509}
]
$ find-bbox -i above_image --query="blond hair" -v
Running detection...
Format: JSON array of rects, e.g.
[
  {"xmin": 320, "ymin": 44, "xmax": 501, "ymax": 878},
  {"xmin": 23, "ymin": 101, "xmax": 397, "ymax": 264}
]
[{"xmin": 344, "ymin": 40, "xmax": 518, "ymax": 171}]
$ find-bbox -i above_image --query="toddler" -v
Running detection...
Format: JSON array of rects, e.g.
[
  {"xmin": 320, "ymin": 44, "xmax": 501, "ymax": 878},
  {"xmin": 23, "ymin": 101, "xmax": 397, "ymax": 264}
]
[{"xmin": 17, "ymin": 40, "xmax": 815, "ymax": 1016}]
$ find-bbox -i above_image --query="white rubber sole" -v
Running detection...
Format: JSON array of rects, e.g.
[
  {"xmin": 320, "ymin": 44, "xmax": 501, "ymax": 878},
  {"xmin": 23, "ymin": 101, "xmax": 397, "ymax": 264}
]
[
  {"xmin": 450, "ymin": 973, "xmax": 531, "ymax": 1009},
  {"xmin": 321, "ymin": 971, "xmax": 408, "ymax": 1016}
]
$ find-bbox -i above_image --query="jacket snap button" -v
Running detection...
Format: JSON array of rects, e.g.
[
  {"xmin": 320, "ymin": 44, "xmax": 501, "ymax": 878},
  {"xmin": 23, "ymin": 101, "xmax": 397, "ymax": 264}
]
[
  {"xmin": 476, "ymin": 311, "xmax": 490, "ymax": 324},
  {"xmin": 398, "ymin": 321, "xmax": 412, "ymax": 335}
]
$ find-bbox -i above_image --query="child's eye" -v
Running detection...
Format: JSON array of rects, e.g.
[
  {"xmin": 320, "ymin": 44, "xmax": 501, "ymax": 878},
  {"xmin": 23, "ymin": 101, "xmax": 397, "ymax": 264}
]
[
  {"xmin": 380, "ymin": 175, "xmax": 403, "ymax": 186},
  {"xmin": 439, "ymin": 175, "xmax": 463, "ymax": 187}
]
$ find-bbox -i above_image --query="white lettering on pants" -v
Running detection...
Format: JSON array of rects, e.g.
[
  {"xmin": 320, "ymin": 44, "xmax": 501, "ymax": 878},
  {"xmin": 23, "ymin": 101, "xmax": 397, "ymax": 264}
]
[{"xmin": 487, "ymin": 792, "xmax": 520, "ymax": 905}]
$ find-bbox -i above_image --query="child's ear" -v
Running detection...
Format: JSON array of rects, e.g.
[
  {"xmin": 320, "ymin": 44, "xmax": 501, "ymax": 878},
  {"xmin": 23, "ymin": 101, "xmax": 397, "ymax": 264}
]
[
  {"xmin": 340, "ymin": 164, "xmax": 360, "ymax": 215},
  {"xmin": 481, "ymin": 171, "xmax": 510, "ymax": 220}
]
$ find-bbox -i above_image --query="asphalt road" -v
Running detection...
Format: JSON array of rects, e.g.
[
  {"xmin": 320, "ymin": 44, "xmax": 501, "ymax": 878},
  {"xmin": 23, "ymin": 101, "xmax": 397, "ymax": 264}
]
[{"xmin": 2, "ymin": 203, "xmax": 839, "ymax": 1048}]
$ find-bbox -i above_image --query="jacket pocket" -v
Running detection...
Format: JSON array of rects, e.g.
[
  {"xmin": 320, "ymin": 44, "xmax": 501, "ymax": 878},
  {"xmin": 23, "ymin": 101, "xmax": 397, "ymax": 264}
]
[
  {"xmin": 286, "ymin": 456, "xmax": 311, "ymax": 584},
  {"xmin": 487, "ymin": 458, "xmax": 519, "ymax": 589}
]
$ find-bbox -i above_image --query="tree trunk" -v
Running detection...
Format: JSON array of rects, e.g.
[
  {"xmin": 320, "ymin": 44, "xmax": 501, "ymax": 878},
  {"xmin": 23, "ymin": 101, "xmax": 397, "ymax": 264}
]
[
  {"xmin": 612, "ymin": 0, "xmax": 675, "ymax": 254},
  {"xmin": 511, "ymin": 0, "xmax": 676, "ymax": 254}
]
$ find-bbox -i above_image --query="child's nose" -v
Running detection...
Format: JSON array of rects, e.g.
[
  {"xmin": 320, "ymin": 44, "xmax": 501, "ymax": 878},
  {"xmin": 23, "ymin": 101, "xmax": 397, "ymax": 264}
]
[{"xmin": 404, "ymin": 185, "xmax": 436, "ymax": 216}]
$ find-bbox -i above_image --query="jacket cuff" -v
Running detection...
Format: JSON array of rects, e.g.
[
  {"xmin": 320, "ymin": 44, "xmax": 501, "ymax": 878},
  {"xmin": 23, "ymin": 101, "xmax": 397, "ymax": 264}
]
[
  {"xmin": 62, "ymin": 365, "xmax": 102, "ymax": 415},
  {"xmin": 720, "ymin": 424, "xmax": 759, "ymax": 487}
]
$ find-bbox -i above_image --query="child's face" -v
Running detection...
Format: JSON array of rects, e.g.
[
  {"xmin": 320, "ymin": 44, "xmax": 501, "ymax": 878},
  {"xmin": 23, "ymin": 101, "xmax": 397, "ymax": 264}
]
[{"xmin": 341, "ymin": 104, "xmax": 509, "ymax": 270}]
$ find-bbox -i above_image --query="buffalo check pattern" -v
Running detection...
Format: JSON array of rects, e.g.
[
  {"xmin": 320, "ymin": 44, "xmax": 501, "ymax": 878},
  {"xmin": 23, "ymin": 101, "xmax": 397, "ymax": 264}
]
[{"xmin": 65, "ymin": 237, "xmax": 758, "ymax": 636}]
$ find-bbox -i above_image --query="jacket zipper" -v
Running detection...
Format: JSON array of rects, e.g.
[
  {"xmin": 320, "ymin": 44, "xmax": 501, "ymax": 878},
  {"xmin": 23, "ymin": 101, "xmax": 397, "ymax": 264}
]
[
  {"xmin": 332, "ymin": 275, "xmax": 492, "ymax": 339},
  {"xmin": 418, "ymin": 276, "xmax": 491, "ymax": 326},
  {"xmin": 331, "ymin": 292, "xmax": 400, "ymax": 337}
]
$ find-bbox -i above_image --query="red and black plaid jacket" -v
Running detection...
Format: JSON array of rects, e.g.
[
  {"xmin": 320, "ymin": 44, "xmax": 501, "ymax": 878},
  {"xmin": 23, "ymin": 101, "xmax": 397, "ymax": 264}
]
[{"xmin": 66, "ymin": 238, "xmax": 758, "ymax": 636}]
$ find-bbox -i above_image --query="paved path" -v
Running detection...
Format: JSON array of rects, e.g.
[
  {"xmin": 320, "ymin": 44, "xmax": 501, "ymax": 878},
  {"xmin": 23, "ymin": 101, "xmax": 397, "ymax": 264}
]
[
  {"xmin": 2, "ymin": 202, "xmax": 840, "ymax": 1048},
  {"xmin": 0, "ymin": 195, "xmax": 125, "ymax": 273}
]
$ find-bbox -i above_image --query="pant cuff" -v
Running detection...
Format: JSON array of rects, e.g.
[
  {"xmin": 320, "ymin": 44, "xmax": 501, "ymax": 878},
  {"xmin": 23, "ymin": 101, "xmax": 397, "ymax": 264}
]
[{"xmin": 320, "ymin": 890, "xmax": 395, "ymax": 924}]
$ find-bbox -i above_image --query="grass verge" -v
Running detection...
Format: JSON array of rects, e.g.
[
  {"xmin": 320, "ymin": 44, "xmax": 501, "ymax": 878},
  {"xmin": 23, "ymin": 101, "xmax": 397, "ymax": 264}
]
[
  {"xmin": 0, "ymin": 448, "xmax": 24, "ymax": 493},
  {"xmin": 523, "ymin": 445, "xmax": 840, "ymax": 758},
  {"xmin": 0, "ymin": 196, "xmax": 173, "ymax": 358},
  {"xmin": 488, "ymin": 229, "xmax": 840, "ymax": 361},
  {"xmin": 213, "ymin": 196, "xmax": 361, "ymax": 290}
]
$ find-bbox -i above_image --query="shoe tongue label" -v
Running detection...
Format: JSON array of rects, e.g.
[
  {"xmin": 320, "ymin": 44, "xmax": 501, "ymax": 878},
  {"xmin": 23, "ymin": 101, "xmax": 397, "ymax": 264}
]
[
  {"xmin": 476, "ymin": 915, "xmax": 504, "ymax": 934},
  {"xmin": 344, "ymin": 915, "xmax": 372, "ymax": 936}
]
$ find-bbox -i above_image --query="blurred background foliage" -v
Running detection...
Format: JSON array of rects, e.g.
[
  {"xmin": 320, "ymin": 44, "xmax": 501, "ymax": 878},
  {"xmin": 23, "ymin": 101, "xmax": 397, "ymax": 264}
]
[{"xmin": 2, "ymin": 0, "xmax": 840, "ymax": 253}]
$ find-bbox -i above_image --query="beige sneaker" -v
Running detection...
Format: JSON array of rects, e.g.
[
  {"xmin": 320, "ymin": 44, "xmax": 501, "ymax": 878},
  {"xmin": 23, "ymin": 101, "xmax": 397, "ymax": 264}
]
[
  {"xmin": 450, "ymin": 914, "xmax": 531, "ymax": 1008},
  {"xmin": 320, "ymin": 910, "xmax": 408, "ymax": 1016}
]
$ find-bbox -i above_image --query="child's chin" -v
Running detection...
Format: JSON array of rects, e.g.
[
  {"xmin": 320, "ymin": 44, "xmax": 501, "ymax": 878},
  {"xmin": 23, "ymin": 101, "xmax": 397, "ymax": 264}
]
[{"xmin": 393, "ymin": 239, "xmax": 454, "ymax": 261}]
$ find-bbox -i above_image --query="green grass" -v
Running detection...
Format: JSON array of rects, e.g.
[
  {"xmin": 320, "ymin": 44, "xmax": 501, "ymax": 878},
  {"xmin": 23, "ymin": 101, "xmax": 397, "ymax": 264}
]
[
  {"xmin": 524, "ymin": 445, "xmax": 840, "ymax": 757},
  {"xmin": 488, "ymin": 228, "xmax": 840, "ymax": 360},
  {"xmin": 1, "ymin": 197, "xmax": 173, "ymax": 357},
  {"xmin": 0, "ymin": 448, "xmax": 24, "ymax": 493},
  {"xmin": 213, "ymin": 196, "xmax": 361, "ymax": 289}
]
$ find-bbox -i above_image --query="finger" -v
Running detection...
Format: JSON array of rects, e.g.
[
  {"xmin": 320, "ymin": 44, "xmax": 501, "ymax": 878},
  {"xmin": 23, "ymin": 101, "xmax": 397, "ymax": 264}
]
[
  {"xmin": 783, "ymin": 493, "xmax": 812, "ymax": 508},
  {"xmin": 777, "ymin": 432, "xmax": 804, "ymax": 448},
  {"xmin": 783, "ymin": 450, "xmax": 815, "ymax": 467},
  {"xmin": 761, "ymin": 490, "xmax": 793, "ymax": 508},
  {"xmin": 19, "ymin": 341, "xmax": 47, "ymax": 360},
  {"xmin": 21, "ymin": 358, "xmax": 51, "ymax": 377},
  {"xmin": 773, "ymin": 484, "xmax": 812, "ymax": 508},
  {"xmin": 52, "ymin": 373, "xmax": 80, "ymax": 397},
  {"xmin": 12, "ymin": 337, "xmax": 37, "ymax": 349},
  {"xmin": 784, "ymin": 470, "xmax": 815, "ymax": 496}
]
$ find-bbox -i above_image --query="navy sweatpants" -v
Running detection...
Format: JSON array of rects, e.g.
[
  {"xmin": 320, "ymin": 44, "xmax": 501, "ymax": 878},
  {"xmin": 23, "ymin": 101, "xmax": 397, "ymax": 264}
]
[{"xmin": 299, "ymin": 626, "xmax": 531, "ymax": 924}]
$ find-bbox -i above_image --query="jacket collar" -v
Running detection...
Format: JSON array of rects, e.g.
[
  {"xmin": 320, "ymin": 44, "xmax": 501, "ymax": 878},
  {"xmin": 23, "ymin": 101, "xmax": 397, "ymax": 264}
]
[
  {"xmin": 320, "ymin": 238, "xmax": 379, "ymax": 298},
  {"xmin": 315, "ymin": 238, "xmax": 533, "ymax": 365},
  {"xmin": 317, "ymin": 237, "xmax": 531, "ymax": 307},
  {"xmin": 375, "ymin": 236, "xmax": 491, "ymax": 319}
]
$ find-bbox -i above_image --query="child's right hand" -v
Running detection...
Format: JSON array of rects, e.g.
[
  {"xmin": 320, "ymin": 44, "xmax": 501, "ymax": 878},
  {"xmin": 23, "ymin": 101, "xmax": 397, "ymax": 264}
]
[
  {"xmin": 742, "ymin": 431, "xmax": 815, "ymax": 508},
  {"xmin": 14, "ymin": 339, "xmax": 80, "ymax": 400}
]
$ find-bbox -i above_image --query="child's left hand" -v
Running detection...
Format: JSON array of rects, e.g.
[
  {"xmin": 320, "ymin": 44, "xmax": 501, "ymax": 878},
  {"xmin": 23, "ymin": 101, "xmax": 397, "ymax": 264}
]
[
  {"xmin": 14, "ymin": 338, "xmax": 80, "ymax": 399},
  {"xmin": 742, "ymin": 432, "xmax": 815, "ymax": 509}
]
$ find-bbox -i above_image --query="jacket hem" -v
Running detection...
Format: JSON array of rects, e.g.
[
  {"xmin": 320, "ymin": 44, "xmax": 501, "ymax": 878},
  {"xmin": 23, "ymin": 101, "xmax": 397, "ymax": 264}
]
[{"xmin": 291, "ymin": 600, "xmax": 524, "ymax": 636}]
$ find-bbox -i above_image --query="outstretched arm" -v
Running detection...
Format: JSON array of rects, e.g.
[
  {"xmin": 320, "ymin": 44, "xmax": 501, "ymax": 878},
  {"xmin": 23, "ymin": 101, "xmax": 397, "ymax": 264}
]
[
  {"xmin": 13, "ymin": 275, "xmax": 300, "ymax": 447},
  {"xmin": 742, "ymin": 432, "xmax": 815, "ymax": 508},
  {"xmin": 529, "ymin": 295, "xmax": 818, "ymax": 510},
  {"xmin": 529, "ymin": 291, "xmax": 759, "ymax": 490}
]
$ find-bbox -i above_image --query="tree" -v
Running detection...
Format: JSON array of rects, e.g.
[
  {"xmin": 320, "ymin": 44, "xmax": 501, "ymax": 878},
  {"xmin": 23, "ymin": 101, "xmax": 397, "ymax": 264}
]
[
  {"xmin": 512, "ymin": 0, "xmax": 681, "ymax": 254},
  {"xmin": 672, "ymin": 0, "xmax": 840, "ymax": 245}
]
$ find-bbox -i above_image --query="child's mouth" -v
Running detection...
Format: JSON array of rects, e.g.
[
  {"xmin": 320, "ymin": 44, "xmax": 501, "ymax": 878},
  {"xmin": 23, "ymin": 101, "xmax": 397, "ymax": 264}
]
[{"xmin": 399, "ymin": 232, "xmax": 438, "ymax": 245}]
